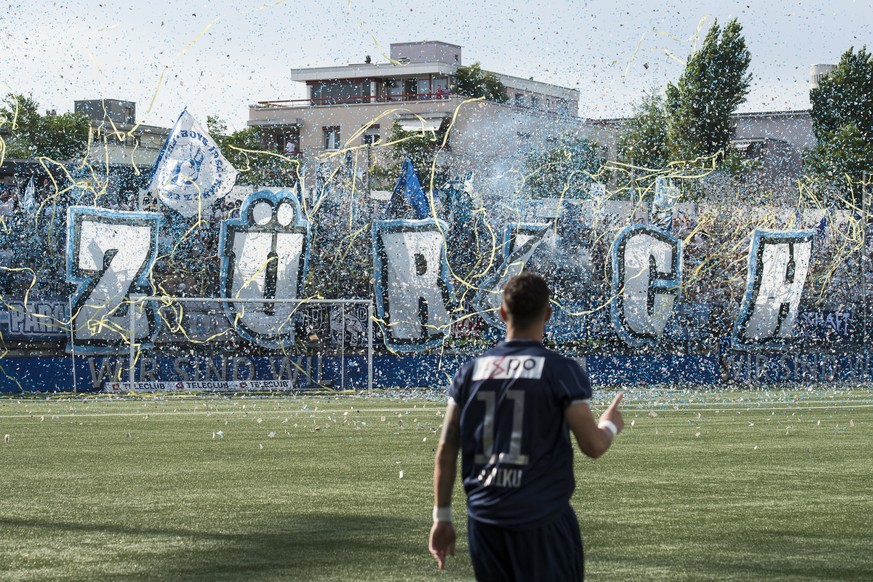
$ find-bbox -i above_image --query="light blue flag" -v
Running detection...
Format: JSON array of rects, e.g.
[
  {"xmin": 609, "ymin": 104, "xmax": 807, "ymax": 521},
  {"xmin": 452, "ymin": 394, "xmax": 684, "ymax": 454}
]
[{"xmin": 22, "ymin": 176, "xmax": 36, "ymax": 214}]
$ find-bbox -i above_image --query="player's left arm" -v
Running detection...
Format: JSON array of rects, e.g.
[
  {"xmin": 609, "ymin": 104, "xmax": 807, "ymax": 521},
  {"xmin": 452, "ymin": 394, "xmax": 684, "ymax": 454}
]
[
  {"xmin": 429, "ymin": 398, "xmax": 460, "ymax": 571},
  {"xmin": 565, "ymin": 392, "xmax": 624, "ymax": 459}
]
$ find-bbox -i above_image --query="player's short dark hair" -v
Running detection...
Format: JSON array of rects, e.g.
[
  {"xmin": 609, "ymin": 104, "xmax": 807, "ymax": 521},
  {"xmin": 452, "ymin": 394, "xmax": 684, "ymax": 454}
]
[{"xmin": 502, "ymin": 272, "xmax": 550, "ymax": 329}]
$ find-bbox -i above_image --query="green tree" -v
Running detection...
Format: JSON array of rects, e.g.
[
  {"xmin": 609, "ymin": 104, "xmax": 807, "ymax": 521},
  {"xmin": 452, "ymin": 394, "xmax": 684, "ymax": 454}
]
[
  {"xmin": 205, "ymin": 115, "xmax": 228, "ymax": 138},
  {"xmin": 806, "ymin": 46, "xmax": 873, "ymax": 198},
  {"xmin": 452, "ymin": 62, "xmax": 508, "ymax": 103},
  {"xmin": 804, "ymin": 123, "xmax": 873, "ymax": 196},
  {"xmin": 665, "ymin": 19, "xmax": 752, "ymax": 163},
  {"xmin": 207, "ymin": 116, "xmax": 299, "ymax": 187},
  {"xmin": 0, "ymin": 93, "xmax": 90, "ymax": 161},
  {"xmin": 384, "ymin": 120, "xmax": 446, "ymax": 190},
  {"xmin": 617, "ymin": 91, "xmax": 669, "ymax": 172},
  {"xmin": 523, "ymin": 134, "xmax": 604, "ymax": 199}
]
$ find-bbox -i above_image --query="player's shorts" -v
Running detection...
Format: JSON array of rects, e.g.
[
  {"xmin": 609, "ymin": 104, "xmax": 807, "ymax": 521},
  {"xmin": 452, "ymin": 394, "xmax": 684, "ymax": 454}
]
[{"xmin": 466, "ymin": 505, "xmax": 584, "ymax": 581}]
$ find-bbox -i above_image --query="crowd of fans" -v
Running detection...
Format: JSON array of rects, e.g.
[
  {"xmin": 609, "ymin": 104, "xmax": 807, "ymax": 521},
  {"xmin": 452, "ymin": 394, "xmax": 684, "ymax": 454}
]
[{"xmin": 1, "ymin": 168, "xmax": 870, "ymax": 355}]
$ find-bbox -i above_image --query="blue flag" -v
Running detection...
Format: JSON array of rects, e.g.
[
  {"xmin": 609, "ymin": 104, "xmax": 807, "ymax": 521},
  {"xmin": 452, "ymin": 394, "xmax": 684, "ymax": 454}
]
[{"xmin": 385, "ymin": 158, "xmax": 429, "ymax": 219}]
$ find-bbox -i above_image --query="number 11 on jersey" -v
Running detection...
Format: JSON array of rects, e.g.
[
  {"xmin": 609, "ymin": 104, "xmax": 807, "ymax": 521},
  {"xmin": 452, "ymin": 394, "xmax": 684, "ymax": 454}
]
[{"xmin": 474, "ymin": 389, "xmax": 530, "ymax": 466}]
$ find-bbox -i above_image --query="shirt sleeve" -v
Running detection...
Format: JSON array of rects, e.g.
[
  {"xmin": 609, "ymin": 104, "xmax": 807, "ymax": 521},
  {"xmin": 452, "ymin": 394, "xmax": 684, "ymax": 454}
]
[
  {"xmin": 554, "ymin": 357, "xmax": 593, "ymax": 409},
  {"xmin": 447, "ymin": 360, "xmax": 471, "ymax": 404}
]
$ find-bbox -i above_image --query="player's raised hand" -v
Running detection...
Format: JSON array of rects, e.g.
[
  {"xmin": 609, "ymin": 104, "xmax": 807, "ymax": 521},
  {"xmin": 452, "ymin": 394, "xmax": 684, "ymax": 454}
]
[
  {"xmin": 600, "ymin": 391, "xmax": 624, "ymax": 434},
  {"xmin": 429, "ymin": 520, "xmax": 456, "ymax": 571}
]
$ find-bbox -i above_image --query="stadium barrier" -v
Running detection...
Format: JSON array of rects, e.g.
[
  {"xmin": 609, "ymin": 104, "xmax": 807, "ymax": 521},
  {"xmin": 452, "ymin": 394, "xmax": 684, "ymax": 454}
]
[{"xmin": 4, "ymin": 349, "xmax": 873, "ymax": 393}]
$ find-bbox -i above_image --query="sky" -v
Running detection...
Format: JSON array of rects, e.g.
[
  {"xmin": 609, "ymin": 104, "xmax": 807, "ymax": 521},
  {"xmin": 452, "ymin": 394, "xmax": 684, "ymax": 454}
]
[{"xmin": 1, "ymin": 0, "xmax": 871, "ymax": 131}]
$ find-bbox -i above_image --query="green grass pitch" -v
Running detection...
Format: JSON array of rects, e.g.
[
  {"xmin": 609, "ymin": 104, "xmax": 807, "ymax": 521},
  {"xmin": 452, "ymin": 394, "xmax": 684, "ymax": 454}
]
[{"xmin": 1, "ymin": 388, "xmax": 871, "ymax": 581}]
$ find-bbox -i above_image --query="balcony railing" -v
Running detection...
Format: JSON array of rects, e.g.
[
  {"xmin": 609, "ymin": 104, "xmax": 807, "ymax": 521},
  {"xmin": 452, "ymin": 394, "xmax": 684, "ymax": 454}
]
[{"xmin": 257, "ymin": 92, "xmax": 454, "ymax": 108}]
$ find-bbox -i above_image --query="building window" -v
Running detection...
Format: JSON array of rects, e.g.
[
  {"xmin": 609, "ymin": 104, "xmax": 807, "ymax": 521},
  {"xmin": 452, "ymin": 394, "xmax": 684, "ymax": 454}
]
[
  {"xmin": 311, "ymin": 80, "xmax": 370, "ymax": 105},
  {"xmin": 404, "ymin": 78, "xmax": 418, "ymax": 100},
  {"xmin": 514, "ymin": 93, "xmax": 524, "ymax": 107},
  {"xmin": 363, "ymin": 133, "xmax": 380, "ymax": 145},
  {"xmin": 530, "ymin": 95, "xmax": 539, "ymax": 109},
  {"xmin": 323, "ymin": 126, "xmax": 341, "ymax": 150},
  {"xmin": 418, "ymin": 78, "xmax": 431, "ymax": 99},
  {"xmin": 385, "ymin": 79, "xmax": 402, "ymax": 101}
]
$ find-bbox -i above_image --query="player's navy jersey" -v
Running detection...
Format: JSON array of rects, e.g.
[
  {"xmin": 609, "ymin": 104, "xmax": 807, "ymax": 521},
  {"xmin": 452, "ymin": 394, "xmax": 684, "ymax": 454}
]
[{"xmin": 448, "ymin": 339, "xmax": 592, "ymax": 529}]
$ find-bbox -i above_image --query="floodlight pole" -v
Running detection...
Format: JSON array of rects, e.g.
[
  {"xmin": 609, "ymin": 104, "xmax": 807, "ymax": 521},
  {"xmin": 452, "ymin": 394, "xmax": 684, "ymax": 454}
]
[{"xmin": 69, "ymin": 296, "xmax": 77, "ymax": 393}]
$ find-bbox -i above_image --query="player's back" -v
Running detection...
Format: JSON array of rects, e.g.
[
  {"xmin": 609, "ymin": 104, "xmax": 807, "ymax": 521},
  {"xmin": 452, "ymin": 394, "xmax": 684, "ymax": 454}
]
[{"xmin": 449, "ymin": 339, "xmax": 592, "ymax": 529}]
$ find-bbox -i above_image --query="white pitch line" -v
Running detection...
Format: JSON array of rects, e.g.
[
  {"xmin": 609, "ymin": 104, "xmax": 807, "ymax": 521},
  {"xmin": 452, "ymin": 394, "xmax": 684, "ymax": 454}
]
[
  {"xmin": 0, "ymin": 407, "xmax": 448, "ymax": 419},
  {"xmin": 1, "ymin": 403, "xmax": 873, "ymax": 420}
]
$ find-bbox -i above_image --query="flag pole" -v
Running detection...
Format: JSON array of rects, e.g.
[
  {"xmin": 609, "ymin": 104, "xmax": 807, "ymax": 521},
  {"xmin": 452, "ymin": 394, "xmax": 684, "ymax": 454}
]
[{"xmin": 862, "ymin": 171, "xmax": 870, "ymax": 347}]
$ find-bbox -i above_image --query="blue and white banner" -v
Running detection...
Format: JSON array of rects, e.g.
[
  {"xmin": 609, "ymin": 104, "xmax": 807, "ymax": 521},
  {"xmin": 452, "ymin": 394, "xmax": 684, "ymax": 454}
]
[
  {"xmin": 219, "ymin": 190, "xmax": 310, "ymax": 349},
  {"xmin": 473, "ymin": 223, "xmax": 551, "ymax": 328},
  {"xmin": 733, "ymin": 229, "xmax": 815, "ymax": 350},
  {"xmin": 372, "ymin": 218, "xmax": 453, "ymax": 351},
  {"xmin": 148, "ymin": 110, "xmax": 238, "ymax": 217},
  {"xmin": 0, "ymin": 299, "xmax": 67, "ymax": 338},
  {"xmin": 611, "ymin": 224, "xmax": 682, "ymax": 347},
  {"xmin": 66, "ymin": 207, "xmax": 162, "ymax": 354}
]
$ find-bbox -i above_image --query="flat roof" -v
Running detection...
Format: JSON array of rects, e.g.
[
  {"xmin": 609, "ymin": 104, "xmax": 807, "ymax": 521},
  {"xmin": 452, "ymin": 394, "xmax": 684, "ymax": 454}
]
[
  {"xmin": 592, "ymin": 109, "xmax": 811, "ymax": 124},
  {"xmin": 494, "ymin": 72, "xmax": 579, "ymax": 100},
  {"xmin": 290, "ymin": 63, "xmax": 579, "ymax": 101},
  {"xmin": 291, "ymin": 62, "xmax": 456, "ymax": 82},
  {"xmin": 390, "ymin": 40, "xmax": 461, "ymax": 49}
]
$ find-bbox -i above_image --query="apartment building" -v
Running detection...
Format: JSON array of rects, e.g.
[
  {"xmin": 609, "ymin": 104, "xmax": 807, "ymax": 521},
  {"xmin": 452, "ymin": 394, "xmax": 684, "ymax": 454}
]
[{"xmin": 247, "ymin": 41, "xmax": 585, "ymax": 176}]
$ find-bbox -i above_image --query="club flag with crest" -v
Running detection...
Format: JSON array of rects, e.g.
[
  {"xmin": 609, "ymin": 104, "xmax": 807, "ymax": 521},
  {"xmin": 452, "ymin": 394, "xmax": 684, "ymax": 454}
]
[
  {"xmin": 384, "ymin": 157, "xmax": 429, "ymax": 219},
  {"xmin": 148, "ymin": 110, "xmax": 238, "ymax": 217}
]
